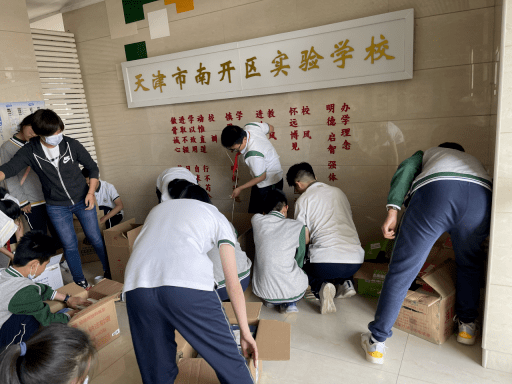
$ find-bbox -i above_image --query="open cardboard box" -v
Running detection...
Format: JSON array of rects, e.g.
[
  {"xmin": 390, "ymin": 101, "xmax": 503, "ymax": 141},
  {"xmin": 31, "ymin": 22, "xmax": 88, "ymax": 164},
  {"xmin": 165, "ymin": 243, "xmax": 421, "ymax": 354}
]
[
  {"xmin": 45, "ymin": 279, "xmax": 124, "ymax": 350},
  {"xmin": 33, "ymin": 254, "xmax": 64, "ymax": 290},
  {"xmin": 175, "ymin": 302, "xmax": 290, "ymax": 383},
  {"xmin": 394, "ymin": 258, "xmax": 457, "ymax": 344},
  {"xmin": 104, "ymin": 219, "xmax": 143, "ymax": 283}
]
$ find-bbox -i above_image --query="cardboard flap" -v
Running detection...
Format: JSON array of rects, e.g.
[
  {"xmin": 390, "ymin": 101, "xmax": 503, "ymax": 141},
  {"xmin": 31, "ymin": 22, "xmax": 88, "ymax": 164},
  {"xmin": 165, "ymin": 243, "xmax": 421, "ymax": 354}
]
[
  {"xmin": 404, "ymin": 289, "xmax": 441, "ymax": 309},
  {"xmin": 175, "ymin": 358, "xmax": 219, "ymax": 384},
  {"xmin": 222, "ymin": 302, "xmax": 262, "ymax": 326},
  {"xmin": 70, "ymin": 279, "xmax": 123, "ymax": 322},
  {"xmin": 254, "ymin": 319, "xmax": 290, "ymax": 361},
  {"xmin": 353, "ymin": 262, "xmax": 389, "ymax": 281},
  {"xmin": 104, "ymin": 219, "xmax": 136, "ymax": 246},
  {"xmin": 420, "ymin": 259, "xmax": 456, "ymax": 298},
  {"xmin": 126, "ymin": 225, "xmax": 143, "ymax": 246}
]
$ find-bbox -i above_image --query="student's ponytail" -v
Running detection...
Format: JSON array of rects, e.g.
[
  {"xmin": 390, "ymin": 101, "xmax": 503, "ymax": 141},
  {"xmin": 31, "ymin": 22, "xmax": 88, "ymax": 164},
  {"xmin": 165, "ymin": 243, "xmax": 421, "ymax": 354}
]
[
  {"xmin": 168, "ymin": 178, "xmax": 211, "ymax": 204},
  {"xmin": 0, "ymin": 187, "xmax": 9, "ymax": 200},
  {"xmin": 0, "ymin": 324, "xmax": 96, "ymax": 384},
  {"xmin": 0, "ymin": 343, "xmax": 23, "ymax": 384}
]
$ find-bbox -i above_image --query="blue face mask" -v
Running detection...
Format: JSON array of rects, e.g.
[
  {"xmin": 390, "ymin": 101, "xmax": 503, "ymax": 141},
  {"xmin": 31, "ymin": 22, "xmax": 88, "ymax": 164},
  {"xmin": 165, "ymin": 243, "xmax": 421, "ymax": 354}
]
[{"xmin": 44, "ymin": 133, "xmax": 63, "ymax": 146}]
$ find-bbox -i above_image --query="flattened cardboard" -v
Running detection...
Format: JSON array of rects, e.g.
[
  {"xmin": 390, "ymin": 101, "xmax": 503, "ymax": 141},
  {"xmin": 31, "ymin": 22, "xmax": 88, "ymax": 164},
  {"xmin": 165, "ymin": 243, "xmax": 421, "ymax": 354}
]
[
  {"xmin": 104, "ymin": 219, "xmax": 143, "ymax": 283},
  {"xmin": 68, "ymin": 279, "xmax": 124, "ymax": 350},
  {"xmin": 254, "ymin": 319, "xmax": 291, "ymax": 361},
  {"xmin": 222, "ymin": 302, "xmax": 262, "ymax": 326}
]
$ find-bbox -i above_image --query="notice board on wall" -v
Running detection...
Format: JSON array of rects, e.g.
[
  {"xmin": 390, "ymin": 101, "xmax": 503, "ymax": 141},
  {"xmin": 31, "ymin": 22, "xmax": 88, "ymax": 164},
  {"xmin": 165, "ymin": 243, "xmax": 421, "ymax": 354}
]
[
  {"xmin": 121, "ymin": 9, "xmax": 414, "ymax": 108},
  {"xmin": 0, "ymin": 101, "xmax": 45, "ymax": 143}
]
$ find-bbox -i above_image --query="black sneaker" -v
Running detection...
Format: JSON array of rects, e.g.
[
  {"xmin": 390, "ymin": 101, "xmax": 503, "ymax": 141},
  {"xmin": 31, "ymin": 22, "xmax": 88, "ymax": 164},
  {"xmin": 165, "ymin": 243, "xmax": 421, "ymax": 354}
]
[
  {"xmin": 76, "ymin": 280, "xmax": 91, "ymax": 291},
  {"xmin": 103, "ymin": 270, "xmax": 111, "ymax": 280}
]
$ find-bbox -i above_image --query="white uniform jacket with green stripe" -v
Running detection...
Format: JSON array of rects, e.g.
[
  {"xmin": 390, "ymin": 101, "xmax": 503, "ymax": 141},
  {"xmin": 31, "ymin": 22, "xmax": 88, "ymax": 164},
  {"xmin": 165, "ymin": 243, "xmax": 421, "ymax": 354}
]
[
  {"xmin": 122, "ymin": 199, "xmax": 237, "ymax": 294},
  {"xmin": 0, "ymin": 267, "xmax": 69, "ymax": 329},
  {"xmin": 207, "ymin": 222, "xmax": 252, "ymax": 289},
  {"xmin": 387, "ymin": 147, "xmax": 492, "ymax": 210},
  {"xmin": 251, "ymin": 212, "xmax": 308, "ymax": 303},
  {"xmin": 240, "ymin": 122, "xmax": 283, "ymax": 188}
]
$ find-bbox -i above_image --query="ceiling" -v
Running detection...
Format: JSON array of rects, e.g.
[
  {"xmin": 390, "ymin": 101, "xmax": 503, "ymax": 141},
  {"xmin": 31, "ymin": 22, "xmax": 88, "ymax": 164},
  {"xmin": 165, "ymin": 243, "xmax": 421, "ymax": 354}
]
[{"xmin": 26, "ymin": 0, "xmax": 104, "ymax": 22}]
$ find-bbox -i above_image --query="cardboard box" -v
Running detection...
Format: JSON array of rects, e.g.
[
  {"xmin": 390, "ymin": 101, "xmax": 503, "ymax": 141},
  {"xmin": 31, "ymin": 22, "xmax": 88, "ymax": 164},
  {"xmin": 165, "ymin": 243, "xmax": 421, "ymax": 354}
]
[
  {"xmin": 73, "ymin": 204, "xmax": 106, "ymax": 233},
  {"xmin": 76, "ymin": 231, "xmax": 100, "ymax": 264},
  {"xmin": 364, "ymin": 238, "xmax": 394, "ymax": 262},
  {"xmin": 33, "ymin": 254, "xmax": 64, "ymax": 290},
  {"xmin": 46, "ymin": 279, "xmax": 124, "ymax": 350},
  {"xmin": 354, "ymin": 262, "xmax": 389, "ymax": 297},
  {"xmin": 175, "ymin": 302, "xmax": 289, "ymax": 383},
  {"xmin": 103, "ymin": 219, "xmax": 143, "ymax": 283},
  {"xmin": 45, "ymin": 282, "xmax": 89, "ymax": 313},
  {"xmin": 394, "ymin": 259, "xmax": 456, "ymax": 344},
  {"xmin": 176, "ymin": 331, "xmax": 197, "ymax": 363}
]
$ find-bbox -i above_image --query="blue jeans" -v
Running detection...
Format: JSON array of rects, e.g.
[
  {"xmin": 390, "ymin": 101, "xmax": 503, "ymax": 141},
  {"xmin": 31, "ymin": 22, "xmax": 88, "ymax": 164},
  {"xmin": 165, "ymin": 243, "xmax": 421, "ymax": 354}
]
[
  {"xmin": 46, "ymin": 200, "xmax": 110, "ymax": 282},
  {"xmin": 368, "ymin": 181, "xmax": 492, "ymax": 342}
]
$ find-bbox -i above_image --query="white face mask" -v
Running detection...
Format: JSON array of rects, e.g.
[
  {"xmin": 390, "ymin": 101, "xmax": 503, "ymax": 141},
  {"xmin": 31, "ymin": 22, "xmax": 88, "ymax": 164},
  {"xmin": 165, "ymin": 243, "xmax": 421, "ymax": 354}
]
[
  {"xmin": 83, "ymin": 376, "xmax": 89, "ymax": 384},
  {"xmin": 27, "ymin": 264, "xmax": 39, "ymax": 280},
  {"xmin": 44, "ymin": 133, "xmax": 63, "ymax": 146}
]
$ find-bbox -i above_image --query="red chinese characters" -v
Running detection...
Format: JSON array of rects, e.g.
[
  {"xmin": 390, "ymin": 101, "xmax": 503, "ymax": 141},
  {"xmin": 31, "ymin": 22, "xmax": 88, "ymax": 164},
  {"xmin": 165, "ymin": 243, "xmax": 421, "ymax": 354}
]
[
  {"xmin": 340, "ymin": 128, "xmax": 351, "ymax": 137},
  {"xmin": 173, "ymin": 137, "xmax": 180, "ymax": 144},
  {"xmin": 197, "ymin": 115, "xmax": 204, "ymax": 123},
  {"xmin": 201, "ymin": 146, "xmax": 207, "ymax": 153},
  {"xmin": 256, "ymin": 110, "xmax": 264, "ymax": 119},
  {"xmin": 327, "ymin": 116, "xmax": 336, "ymax": 126},
  {"xmin": 342, "ymin": 140, "xmax": 351, "ymax": 150},
  {"xmin": 211, "ymin": 135, "xmax": 218, "ymax": 143},
  {"xmin": 171, "ymin": 117, "xmax": 177, "ymax": 124},
  {"xmin": 225, "ymin": 112, "xmax": 233, "ymax": 121},
  {"xmin": 269, "ymin": 132, "xmax": 277, "ymax": 140},
  {"xmin": 206, "ymin": 184, "xmax": 211, "ymax": 192},
  {"xmin": 172, "ymin": 127, "xmax": 177, "ymax": 135},
  {"xmin": 236, "ymin": 111, "xmax": 243, "ymax": 120},
  {"xmin": 190, "ymin": 137, "xmax": 197, "ymax": 143},
  {"xmin": 341, "ymin": 103, "xmax": 350, "ymax": 112},
  {"xmin": 341, "ymin": 114, "xmax": 350, "ymax": 125},
  {"xmin": 195, "ymin": 165, "xmax": 200, "ymax": 172},
  {"xmin": 183, "ymin": 146, "xmax": 189, "ymax": 153},
  {"xmin": 179, "ymin": 116, "xmax": 185, "ymax": 124},
  {"xmin": 326, "ymin": 104, "xmax": 335, "ymax": 113},
  {"xmin": 292, "ymin": 142, "xmax": 300, "ymax": 151},
  {"xmin": 328, "ymin": 173, "xmax": 338, "ymax": 182},
  {"xmin": 328, "ymin": 132, "xmax": 336, "ymax": 142},
  {"xmin": 267, "ymin": 109, "xmax": 275, "ymax": 118},
  {"xmin": 180, "ymin": 126, "xmax": 187, "ymax": 133},
  {"xmin": 328, "ymin": 144, "xmax": 336, "ymax": 154},
  {"xmin": 208, "ymin": 114, "xmax": 215, "ymax": 122},
  {"xmin": 188, "ymin": 115, "xmax": 194, "ymax": 124},
  {"xmin": 303, "ymin": 131, "xmax": 311, "ymax": 139},
  {"xmin": 290, "ymin": 130, "xmax": 299, "ymax": 140},
  {"xmin": 198, "ymin": 125, "xmax": 205, "ymax": 133},
  {"xmin": 289, "ymin": 107, "xmax": 298, "ymax": 116},
  {"xmin": 302, "ymin": 106, "xmax": 310, "ymax": 115},
  {"xmin": 189, "ymin": 126, "xmax": 196, "ymax": 133},
  {"xmin": 203, "ymin": 165, "xmax": 209, "ymax": 172},
  {"xmin": 328, "ymin": 161, "xmax": 337, "ymax": 169},
  {"xmin": 200, "ymin": 135, "xmax": 206, "ymax": 143},
  {"xmin": 289, "ymin": 119, "xmax": 298, "ymax": 128}
]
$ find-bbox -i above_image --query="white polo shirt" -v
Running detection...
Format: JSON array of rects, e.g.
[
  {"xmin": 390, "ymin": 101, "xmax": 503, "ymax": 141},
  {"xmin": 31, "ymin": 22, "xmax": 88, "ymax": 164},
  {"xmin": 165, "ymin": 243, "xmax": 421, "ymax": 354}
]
[
  {"xmin": 240, "ymin": 122, "xmax": 283, "ymax": 188},
  {"xmin": 156, "ymin": 167, "xmax": 198, "ymax": 202},
  {"xmin": 294, "ymin": 182, "xmax": 364, "ymax": 264},
  {"xmin": 95, "ymin": 180, "xmax": 123, "ymax": 216},
  {"xmin": 123, "ymin": 199, "xmax": 236, "ymax": 293}
]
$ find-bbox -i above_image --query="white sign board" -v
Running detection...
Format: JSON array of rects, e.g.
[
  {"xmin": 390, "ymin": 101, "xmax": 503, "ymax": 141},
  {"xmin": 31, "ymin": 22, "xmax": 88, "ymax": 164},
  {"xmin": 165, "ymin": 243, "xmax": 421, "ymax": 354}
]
[
  {"xmin": 0, "ymin": 101, "xmax": 45, "ymax": 142},
  {"xmin": 122, "ymin": 9, "xmax": 413, "ymax": 108},
  {"xmin": 33, "ymin": 254, "xmax": 64, "ymax": 291}
]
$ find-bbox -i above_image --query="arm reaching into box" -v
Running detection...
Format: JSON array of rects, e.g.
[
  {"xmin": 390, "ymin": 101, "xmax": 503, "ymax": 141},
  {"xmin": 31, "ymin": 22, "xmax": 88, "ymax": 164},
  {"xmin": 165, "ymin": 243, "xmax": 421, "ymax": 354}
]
[{"xmin": 220, "ymin": 243, "xmax": 258, "ymax": 366}]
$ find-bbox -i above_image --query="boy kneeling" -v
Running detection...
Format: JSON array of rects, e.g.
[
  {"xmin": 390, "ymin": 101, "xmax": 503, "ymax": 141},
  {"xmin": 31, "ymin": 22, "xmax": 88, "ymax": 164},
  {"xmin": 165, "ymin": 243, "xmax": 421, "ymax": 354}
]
[{"xmin": 251, "ymin": 190, "xmax": 310, "ymax": 313}]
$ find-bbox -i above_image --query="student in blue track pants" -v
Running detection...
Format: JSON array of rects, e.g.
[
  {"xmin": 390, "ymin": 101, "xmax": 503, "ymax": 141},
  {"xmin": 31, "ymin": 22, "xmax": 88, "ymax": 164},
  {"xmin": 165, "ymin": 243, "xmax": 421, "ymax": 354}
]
[
  {"xmin": 123, "ymin": 179, "xmax": 257, "ymax": 384},
  {"xmin": 361, "ymin": 143, "xmax": 492, "ymax": 365}
]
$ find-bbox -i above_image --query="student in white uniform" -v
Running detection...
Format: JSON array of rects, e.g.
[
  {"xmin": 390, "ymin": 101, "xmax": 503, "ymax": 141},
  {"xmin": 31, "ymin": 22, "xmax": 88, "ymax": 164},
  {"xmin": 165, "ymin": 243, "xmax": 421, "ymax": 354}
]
[
  {"xmin": 207, "ymin": 221, "xmax": 252, "ymax": 302},
  {"xmin": 155, "ymin": 166, "xmax": 198, "ymax": 203},
  {"xmin": 123, "ymin": 181, "xmax": 257, "ymax": 384},
  {"xmin": 81, "ymin": 169, "xmax": 124, "ymax": 229},
  {"xmin": 221, "ymin": 122, "xmax": 283, "ymax": 213},
  {"xmin": 286, "ymin": 163, "xmax": 364, "ymax": 315},
  {"xmin": 251, "ymin": 190, "xmax": 310, "ymax": 314}
]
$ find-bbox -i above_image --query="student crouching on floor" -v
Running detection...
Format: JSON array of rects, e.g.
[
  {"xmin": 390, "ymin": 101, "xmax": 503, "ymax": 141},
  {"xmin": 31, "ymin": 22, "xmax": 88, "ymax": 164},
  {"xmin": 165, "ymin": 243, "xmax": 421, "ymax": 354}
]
[
  {"xmin": 0, "ymin": 231, "xmax": 91, "ymax": 349},
  {"xmin": 286, "ymin": 162, "xmax": 364, "ymax": 315},
  {"xmin": 81, "ymin": 169, "xmax": 124, "ymax": 229},
  {"xmin": 251, "ymin": 190, "xmax": 310, "ymax": 314},
  {"xmin": 123, "ymin": 180, "xmax": 257, "ymax": 384},
  {"xmin": 0, "ymin": 323, "xmax": 96, "ymax": 384},
  {"xmin": 0, "ymin": 109, "xmax": 111, "ymax": 290}
]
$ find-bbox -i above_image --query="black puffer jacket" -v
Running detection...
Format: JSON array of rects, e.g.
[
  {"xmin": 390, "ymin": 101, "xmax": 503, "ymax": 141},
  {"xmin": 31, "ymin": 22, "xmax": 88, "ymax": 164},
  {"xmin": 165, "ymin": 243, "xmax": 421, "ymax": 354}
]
[{"xmin": 0, "ymin": 136, "xmax": 99, "ymax": 206}]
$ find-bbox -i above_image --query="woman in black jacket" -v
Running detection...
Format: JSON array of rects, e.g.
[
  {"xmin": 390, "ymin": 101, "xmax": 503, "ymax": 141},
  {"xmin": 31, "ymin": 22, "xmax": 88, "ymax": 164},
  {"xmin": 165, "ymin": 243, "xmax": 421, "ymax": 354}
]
[{"xmin": 0, "ymin": 109, "xmax": 110, "ymax": 289}]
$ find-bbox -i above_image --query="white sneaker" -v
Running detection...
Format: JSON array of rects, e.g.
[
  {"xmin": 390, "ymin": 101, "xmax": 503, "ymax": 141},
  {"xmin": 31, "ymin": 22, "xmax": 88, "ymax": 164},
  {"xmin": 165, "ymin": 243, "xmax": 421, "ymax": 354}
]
[
  {"xmin": 60, "ymin": 260, "xmax": 70, "ymax": 272},
  {"xmin": 455, "ymin": 317, "xmax": 478, "ymax": 345},
  {"xmin": 335, "ymin": 280, "xmax": 357, "ymax": 299},
  {"xmin": 319, "ymin": 283, "xmax": 336, "ymax": 314},
  {"xmin": 280, "ymin": 303, "xmax": 299, "ymax": 314},
  {"xmin": 263, "ymin": 301, "xmax": 277, "ymax": 309},
  {"xmin": 361, "ymin": 332, "xmax": 385, "ymax": 364}
]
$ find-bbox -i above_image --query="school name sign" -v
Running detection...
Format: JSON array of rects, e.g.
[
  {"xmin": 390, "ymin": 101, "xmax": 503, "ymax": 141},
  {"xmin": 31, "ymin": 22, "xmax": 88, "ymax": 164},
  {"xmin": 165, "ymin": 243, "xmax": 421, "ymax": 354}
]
[{"xmin": 121, "ymin": 9, "xmax": 413, "ymax": 108}]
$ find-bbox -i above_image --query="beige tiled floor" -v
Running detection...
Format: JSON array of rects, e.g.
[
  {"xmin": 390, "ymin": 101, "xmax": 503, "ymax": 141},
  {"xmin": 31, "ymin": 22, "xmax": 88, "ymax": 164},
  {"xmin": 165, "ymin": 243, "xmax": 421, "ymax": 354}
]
[{"xmin": 77, "ymin": 262, "xmax": 512, "ymax": 384}]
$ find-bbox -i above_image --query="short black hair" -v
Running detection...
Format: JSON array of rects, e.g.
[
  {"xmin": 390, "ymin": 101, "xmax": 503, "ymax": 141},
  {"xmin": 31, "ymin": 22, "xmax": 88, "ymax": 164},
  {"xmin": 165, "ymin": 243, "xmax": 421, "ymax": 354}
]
[
  {"xmin": 286, "ymin": 162, "xmax": 316, "ymax": 187},
  {"xmin": 263, "ymin": 190, "xmax": 288, "ymax": 214},
  {"xmin": 31, "ymin": 109, "xmax": 65, "ymax": 136},
  {"xmin": 438, "ymin": 142, "xmax": 465, "ymax": 152},
  {"xmin": 13, "ymin": 231, "xmax": 57, "ymax": 267},
  {"xmin": 81, "ymin": 168, "xmax": 90, "ymax": 178},
  {"xmin": 0, "ymin": 200, "xmax": 20, "ymax": 221},
  {"xmin": 168, "ymin": 179, "xmax": 211, "ymax": 204},
  {"xmin": 18, "ymin": 113, "xmax": 34, "ymax": 132},
  {"xmin": 221, "ymin": 125, "xmax": 246, "ymax": 148}
]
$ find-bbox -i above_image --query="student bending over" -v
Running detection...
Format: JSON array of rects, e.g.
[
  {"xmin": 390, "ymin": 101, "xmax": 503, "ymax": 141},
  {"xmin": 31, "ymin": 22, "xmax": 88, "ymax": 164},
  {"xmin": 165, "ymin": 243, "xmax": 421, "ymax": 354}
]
[{"xmin": 251, "ymin": 190, "xmax": 310, "ymax": 314}]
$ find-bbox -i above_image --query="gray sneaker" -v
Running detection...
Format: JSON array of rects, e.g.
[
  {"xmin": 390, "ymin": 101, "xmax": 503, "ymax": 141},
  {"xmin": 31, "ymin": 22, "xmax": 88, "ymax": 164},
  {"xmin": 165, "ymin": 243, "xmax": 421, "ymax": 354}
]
[
  {"xmin": 335, "ymin": 280, "xmax": 357, "ymax": 299},
  {"xmin": 319, "ymin": 283, "xmax": 336, "ymax": 314}
]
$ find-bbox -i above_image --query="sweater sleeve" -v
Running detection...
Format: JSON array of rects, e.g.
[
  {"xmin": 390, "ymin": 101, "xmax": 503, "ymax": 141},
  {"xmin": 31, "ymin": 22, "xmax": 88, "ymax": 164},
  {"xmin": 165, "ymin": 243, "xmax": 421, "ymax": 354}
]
[
  {"xmin": 74, "ymin": 139, "xmax": 99, "ymax": 179},
  {"xmin": 295, "ymin": 225, "xmax": 307, "ymax": 268},
  {"xmin": 8, "ymin": 285, "xmax": 69, "ymax": 326},
  {"xmin": 0, "ymin": 142, "xmax": 29, "ymax": 207},
  {"xmin": 35, "ymin": 283, "xmax": 57, "ymax": 301},
  {"xmin": 0, "ymin": 145, "xmax": 32, "ymax": 180},
  {"xmin": 386, "ymin": 150, "xmax": 424, "ymax": 209}
]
